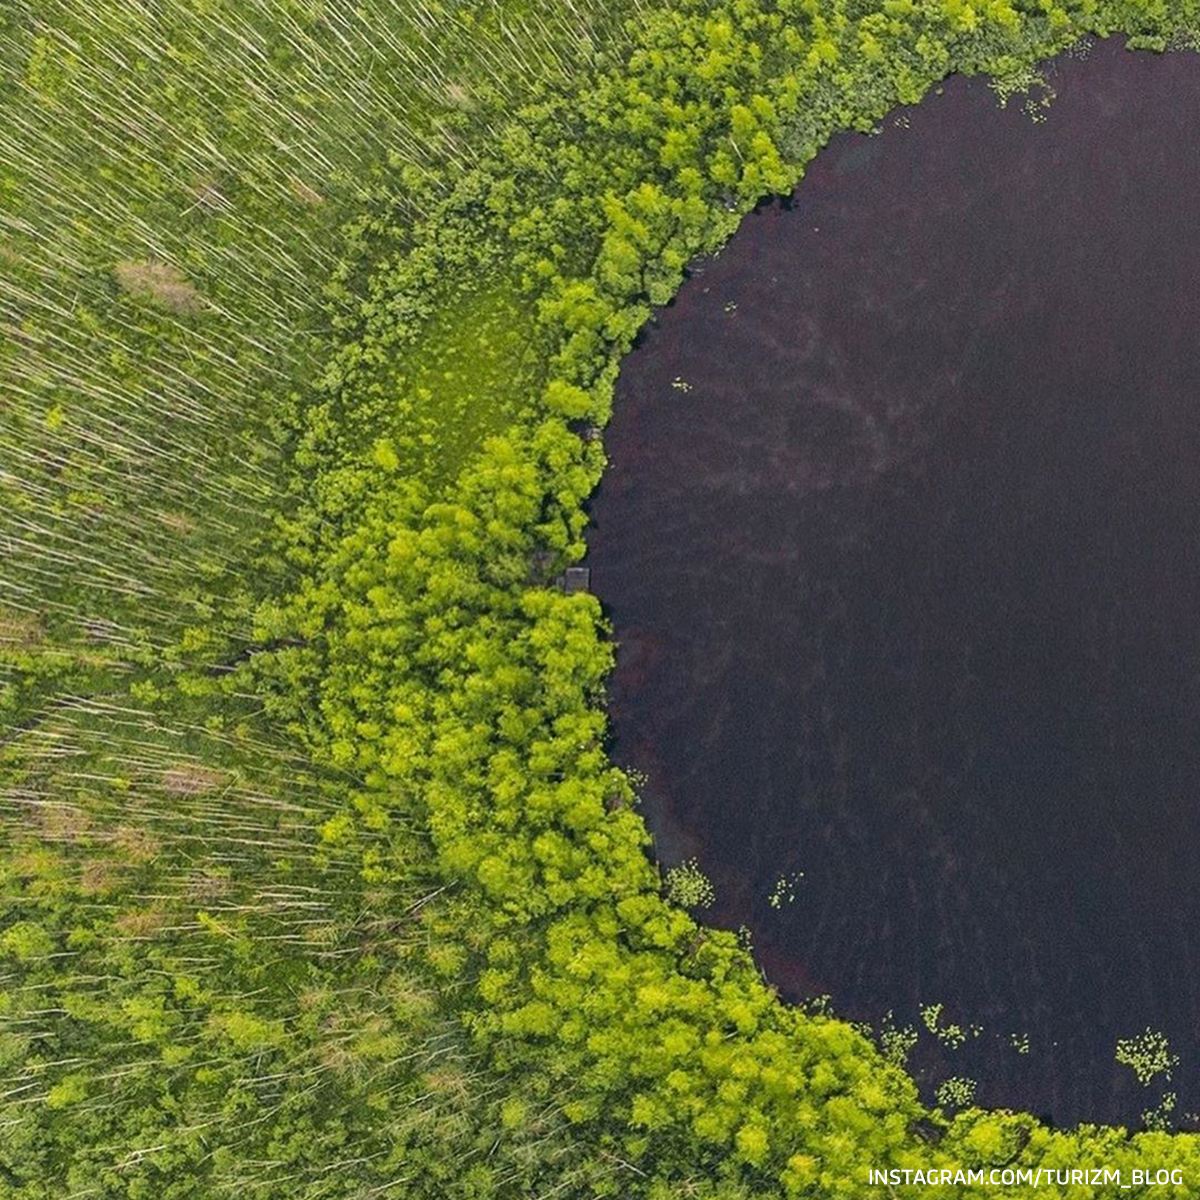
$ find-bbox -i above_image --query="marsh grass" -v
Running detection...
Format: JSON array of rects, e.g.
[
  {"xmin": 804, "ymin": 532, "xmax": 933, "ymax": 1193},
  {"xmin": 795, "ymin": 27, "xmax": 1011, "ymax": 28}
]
[
  {"xmin": 0, "ymin": 3, "xmax": 653, "ymax": 1190},
  {"xmin": 0, "ymin": 0, "xmax": 640, "ymax": 728}
]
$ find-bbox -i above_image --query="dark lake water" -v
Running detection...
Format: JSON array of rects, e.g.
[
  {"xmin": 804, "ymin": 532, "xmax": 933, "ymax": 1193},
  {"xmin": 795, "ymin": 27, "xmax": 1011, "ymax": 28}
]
[{"xmin": 588, "ymin": 38, "xmax": 1200, "ymax": 1128}]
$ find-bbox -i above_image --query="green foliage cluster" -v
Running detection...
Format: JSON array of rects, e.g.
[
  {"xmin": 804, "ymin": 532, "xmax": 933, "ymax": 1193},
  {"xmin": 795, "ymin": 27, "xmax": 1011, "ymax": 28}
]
[{"xmin": 7, "ymin": 0, "xmax": 1200, "ymax": 1197}]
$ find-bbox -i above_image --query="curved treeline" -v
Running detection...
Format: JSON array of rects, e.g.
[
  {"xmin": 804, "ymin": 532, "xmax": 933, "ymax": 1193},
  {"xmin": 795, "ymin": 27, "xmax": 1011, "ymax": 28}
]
[{"xmin": 2, "ymin": 0, "xmax": 1199, "ymax": 1197}]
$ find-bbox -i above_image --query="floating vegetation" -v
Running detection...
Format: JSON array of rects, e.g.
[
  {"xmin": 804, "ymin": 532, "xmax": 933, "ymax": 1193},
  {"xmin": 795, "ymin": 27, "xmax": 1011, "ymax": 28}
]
[
  {"xmin": 991, "ymin": 64, "xmax": 1050, "ymax": 110},
  {"xmin": 1144, "ymin": 1093, "xmax": 1179, "ymax": 1132},
  {"xmin": 625, "ymin": 767, "xmax": 650, "ymax": 796},
  {"xmin": 1023, "ymin": 89, "xmax": 1055, "ymax": 124},
  {"xmin": 1116, "ymin": 1028, "xmax": 1180, "ymax": 1086},
  {"xmin": 1010, "ymin": 1031, "xmax": 1032, "ymax": 1056},
  {"xmin": 920, "ymin": 1002, "xmax": 974, "ymax": 1050},
  {"xmin": 664, "ymin": 857, "xmax": 716, "ymax": 909},
  {"xmin": 799, "ymin": 994, "xmax": 835, "ymax": 1017},
  {"xmin": 936, "ymin": 1076, "xmax": 978, "ymax": 1110},
  {"xmin": 879, "ymin": 1011, "xmax": 919, "ymax": 1068},
  {"xmin": 767, "ymin": 869, "xmax": 803, "ymax": 908},
  {"xmin": 989, "ymin": 52, "xmax": 1058, "ymax": 122},
  {"xmin": 1168, "ymin": 25, "xmax": 1200, "ymax": 52}
]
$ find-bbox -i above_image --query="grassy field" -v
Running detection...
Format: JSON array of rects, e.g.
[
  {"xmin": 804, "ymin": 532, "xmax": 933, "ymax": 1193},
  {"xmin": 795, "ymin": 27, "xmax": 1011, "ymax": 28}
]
[
  {"xmin": 0, "ymin": 4, "xmax": 648, "ymax": 1195},
  {"xmin": 0, "ymin": 0, "xmax": 633, "ymax": 722}
]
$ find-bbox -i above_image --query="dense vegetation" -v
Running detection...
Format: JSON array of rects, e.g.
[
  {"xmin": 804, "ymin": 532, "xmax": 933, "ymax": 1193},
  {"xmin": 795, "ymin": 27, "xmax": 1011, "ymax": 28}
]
[{"xmin": 4, "ymin": 0, "xmax": 1200, "ymax": 1196}]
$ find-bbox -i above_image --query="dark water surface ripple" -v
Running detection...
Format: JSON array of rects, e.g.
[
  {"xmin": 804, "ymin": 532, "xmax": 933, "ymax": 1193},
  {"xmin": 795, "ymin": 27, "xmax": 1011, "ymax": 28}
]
[{"xmin": 588, "ymin": 38, "xmax": 1200, "ymax": 1128}]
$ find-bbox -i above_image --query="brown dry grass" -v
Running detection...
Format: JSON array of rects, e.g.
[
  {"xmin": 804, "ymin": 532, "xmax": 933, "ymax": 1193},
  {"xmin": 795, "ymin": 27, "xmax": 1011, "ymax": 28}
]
[
  {"xmin": 180, "ymin": 869, "xmax": 231, "ymax": 901},
  {"xmin": 162, "ymin": 763, "xmax": 227, "ymax": 796},
  {"xmin": 189, "ymin": 179, "xmax": 231, "ymax": 213},
  {"xmin": 114, "ymin": 259, "xmax": 206, "ymax": 314},
  {"xmin": 444, "ymin": 82, "xmax": 475, "ymax": 111},
  {"xmin": 37, "ymin": 802, "xmax": 92, "ymax": 843},
  {"xmin": 157, "ymin": 510, "xmax": 196, "ymax": 535},
  {"xmin": 288, "ymin": 176, "xmax": 324, "ymax": 205},
  {"xmin": 111, "ymin": 825, "xmax": 161, "ymax": 862},
  {"xmin": 0, "ymin": 610, "xmax": 42, "ymax": 647},
  {"xmin": 79, "ymin": 858, "xmax": 119, "ymax": 895},
  {"xmin": 113, "ymin": 907, "xmax": 170, "ymax": 936}
]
